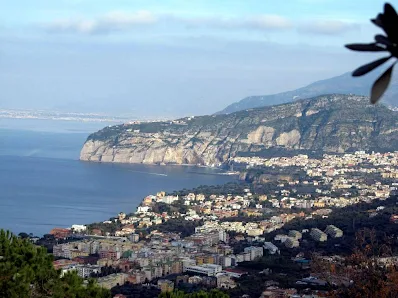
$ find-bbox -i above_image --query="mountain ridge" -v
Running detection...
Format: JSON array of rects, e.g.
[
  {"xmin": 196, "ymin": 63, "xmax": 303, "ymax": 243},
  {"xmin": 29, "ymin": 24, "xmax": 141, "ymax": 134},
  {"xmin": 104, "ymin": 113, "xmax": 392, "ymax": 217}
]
[
  {"xmin": 217, "ymin": 70, "xmax": 398, "ymax": 114},
  {"xmin": 80, "ymin": 94, "xmax": 398, "ymax": 166}
]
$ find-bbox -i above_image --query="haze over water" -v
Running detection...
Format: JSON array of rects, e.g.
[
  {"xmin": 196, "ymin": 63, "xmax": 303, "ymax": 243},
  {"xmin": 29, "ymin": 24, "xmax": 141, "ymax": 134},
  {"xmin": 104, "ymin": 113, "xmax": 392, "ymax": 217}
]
[{"xmin": 0, "ymin": 119, "xmax": 235, "ymax": 236}]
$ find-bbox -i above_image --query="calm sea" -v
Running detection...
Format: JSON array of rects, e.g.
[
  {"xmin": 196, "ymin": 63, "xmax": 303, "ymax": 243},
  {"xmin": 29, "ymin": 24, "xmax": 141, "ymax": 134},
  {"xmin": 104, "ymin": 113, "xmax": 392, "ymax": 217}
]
[{"xmin": 0, "ymin": 119, "xmax": 235, "ymax": 236}]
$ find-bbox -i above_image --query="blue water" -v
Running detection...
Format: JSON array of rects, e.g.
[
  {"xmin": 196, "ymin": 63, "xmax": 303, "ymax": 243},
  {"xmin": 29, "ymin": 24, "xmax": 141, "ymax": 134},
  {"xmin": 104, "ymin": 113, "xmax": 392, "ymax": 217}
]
[{"xmin": 0, "ymin": 120, "xmax": 234, "ymax": 236}]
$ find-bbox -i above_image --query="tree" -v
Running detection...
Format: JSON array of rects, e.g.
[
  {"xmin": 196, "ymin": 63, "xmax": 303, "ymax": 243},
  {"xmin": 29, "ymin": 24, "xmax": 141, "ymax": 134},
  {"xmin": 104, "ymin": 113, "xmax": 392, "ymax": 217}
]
[
  {"xmin": 18, "ymin": 232, "xmax": 30, "ymax": 239},
  {"xmin": 336, "ymin": 229, "xmax": 398, "ymax": 298},
  {"xmin": 0, "ymin": 229, "xmax": 110, "ymax": 298},
  {"xmin": 312, "ymin": 228, "xmax": 398, "ymax": 297}
]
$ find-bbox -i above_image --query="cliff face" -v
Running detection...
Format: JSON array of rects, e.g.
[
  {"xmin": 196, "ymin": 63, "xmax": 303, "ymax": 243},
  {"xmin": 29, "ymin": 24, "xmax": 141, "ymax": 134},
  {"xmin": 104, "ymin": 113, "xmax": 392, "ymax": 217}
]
[{"xmin": 80, "ymin": 94, "xmax": 398, "ymax": 166}]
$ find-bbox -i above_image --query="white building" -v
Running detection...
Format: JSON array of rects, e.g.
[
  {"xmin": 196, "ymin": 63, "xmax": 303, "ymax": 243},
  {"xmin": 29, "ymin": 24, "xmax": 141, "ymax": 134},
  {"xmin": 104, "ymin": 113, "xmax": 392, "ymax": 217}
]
[
  {"xmin": 247, "ymin": 228, "xmax": 263, "ymax": 237},
  {"xmin": 325, "ymin": 225, "xmax": 343, "ymax": 238},
  {"xmin": 90, "ymin": 241, "xmax": 100, "ymax": 254},
  {"xmin": 60, "ymin": 265, "xmax": 78, "ymax": 277},
  {"xmin": 274, "ymin": 234, "xmax": 289, "ymax": 243},
  {"xmin": 129, "ymin": 233, "xmax": 140, "ymax": 243},
  {"xmin": 284, "ymin": 237, "xmax": 300, "ymax": 248},
  {"xmin": 216, "ymin": 274, "xmax": 236, "ymax": 289},
  {"xmin": 219, "ymin": 230, "xmax": 228, "ymax": 243},
  {"xmin": 185, "ymin": 264, "xmax": 222, "ymax": 276},
  {"xmin": 53, "ymin": 243, "xmax": 71, "ymax": 259},
  {"xmin": 263, "ymin": 242, "xmax": 280, "ymax": 255},
  {"xmin": 244, "ymin": 246, "xmax": 263, "ymax": 260},
  {"xmin": 310, "ymin": 228, "xmax": 328, "ymax": 242},
  {"xmin": 77, "ymin": 265, "xmax": 101, "ymax": 278},
  {"xmin": 221, "ymin": 256, "xmax": 232, "ymax": 268},
  {"xmin": 161, "ymin": 196, "xmax": 179, "ymax": 204},
  {"xmin": 288, "ymin": 230, "xmax": 302, "ymax": 239},
  {"xmin": 137, "ymin": 206, "xmax": 150, "ymax": 213},
  {"xmin": 71, "ymin": 225, "xmax": 87, "ymax": 232}
]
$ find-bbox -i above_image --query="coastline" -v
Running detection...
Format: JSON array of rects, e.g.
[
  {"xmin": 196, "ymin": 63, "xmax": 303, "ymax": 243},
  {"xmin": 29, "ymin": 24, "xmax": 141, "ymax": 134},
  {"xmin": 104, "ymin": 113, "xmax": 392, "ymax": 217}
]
[
  {"xmin": 1, "ymin": 158, "xmax": 236, "ymax": 237},
  {"xmin": 79, "ymin": 159, "xmax": 239, "ymax": 176}
]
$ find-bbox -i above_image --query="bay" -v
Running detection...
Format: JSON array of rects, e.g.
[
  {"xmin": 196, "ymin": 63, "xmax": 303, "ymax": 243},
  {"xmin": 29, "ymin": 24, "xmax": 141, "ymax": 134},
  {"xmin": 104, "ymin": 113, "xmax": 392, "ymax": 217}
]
[{"xmin": 0, "ymin": 119, "xmax": 235, "ymax": 236}]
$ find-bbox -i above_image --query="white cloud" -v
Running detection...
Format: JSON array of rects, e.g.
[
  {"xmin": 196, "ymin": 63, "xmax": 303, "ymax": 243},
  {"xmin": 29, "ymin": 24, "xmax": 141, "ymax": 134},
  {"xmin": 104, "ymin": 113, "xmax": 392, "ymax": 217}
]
[
  {"xmin": 102, "ymin": 11, "xmax": 157, "ymax": 26},
  {"xmin": 47, "ymin": 19, "xmax": 96, "ymax": 34},
  {"xmin": 44, "ymin": 11, "xmax": 354, "ymax": 37},
  {"xmin": 45, "ymin": 10, "xmax": 157, "ymax": 34},
  {"xmin": 44, "ymin": 11, "xmax": 292, "ymax": 34},
  {"xmin": 173, "ymin": 14, "xmax": 292, "ymax": 30},
  {"xmin": 299, "ymin": 20, "xmax": 360, "ymax": 35},
  {"xmin": 246, "ymin": 15, "xmax": 292, "ymax": 30}
]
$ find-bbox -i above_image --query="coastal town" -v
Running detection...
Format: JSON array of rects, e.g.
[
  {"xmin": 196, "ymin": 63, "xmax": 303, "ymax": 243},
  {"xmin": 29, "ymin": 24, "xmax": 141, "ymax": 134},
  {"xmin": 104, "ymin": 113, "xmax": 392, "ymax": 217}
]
[
  {"xmin": 6, "ymin": 0, "xmax": 398, "ymax": 296},
  {"xmin": 0, "ymin": 108, "xmax": 132, "ymax": 123},
  {"xmin": 30, "ymin": 150, "xmax": 398, "ymax": 297}
]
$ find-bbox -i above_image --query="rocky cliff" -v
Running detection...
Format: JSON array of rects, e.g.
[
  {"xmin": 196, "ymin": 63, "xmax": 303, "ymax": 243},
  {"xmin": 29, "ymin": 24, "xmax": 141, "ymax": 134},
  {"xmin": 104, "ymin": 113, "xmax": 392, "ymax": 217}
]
[{"xmin": 80, "ymin": 94, "xmax": 398, "ymax": 166}]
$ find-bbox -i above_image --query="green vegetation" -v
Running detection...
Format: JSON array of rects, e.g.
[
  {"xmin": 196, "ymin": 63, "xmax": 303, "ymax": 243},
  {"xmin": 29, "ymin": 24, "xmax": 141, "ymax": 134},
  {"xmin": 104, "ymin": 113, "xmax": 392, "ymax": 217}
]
[
  {"xmin": 84, "ymin": 94, "xmax": 398, "ymax": 164},
  {"xmin": 149, "ymin": 218, "xmax": 203, "ymax": 238},
  {"xmin": 0, "ymin": 229, "xmax": 110, "ymax": 298},
  {"xmin": 152, "ymin": 201, "xmax": 189, "ymax": 215},
  {"xmin": 238, "ymin": 255, "xmax": 301, "ymax": 273},
  {"xmin": 241, "ymin": 167, "xmax": 304, "ymax": 184},
  {"xmin": 87, "ymin": 219, "xmax": 122, "ymax": 236},
  {"xmin": 169, "ymin": 182, "xmax": 251, "ymax": 197},
  {"xmin": 312, "ymin": 228, "xmax": 398, "ymax": 297},
  {"xmin": 159, "ymin": 289, "xmax": 229, "ymax": 298},
  {"xmin": 87, "ymin": 124, "xmax": 126, "ymax": 142}
]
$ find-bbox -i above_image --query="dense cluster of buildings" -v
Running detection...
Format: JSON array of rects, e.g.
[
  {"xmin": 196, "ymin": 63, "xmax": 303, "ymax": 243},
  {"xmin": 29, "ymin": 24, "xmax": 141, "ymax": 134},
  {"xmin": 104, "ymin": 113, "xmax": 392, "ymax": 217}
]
[
  {"xmin": 232, "ymin": 151, "xmax": 398, "ymax": 209},
  {"xmin": 51, "ymin": 229, "xmax": 258, "ymax": 290},
  {"xmin": 81, "ymin": 149, "xmax": 398, "ymax": 244},
  {"xmin": 232, "ymin": 151, "xmax": 398, "ymax": 169},
  {"xmin": 45, "ymin": 150, "xmax": 398, "ymax": 295},
  {"xmin": 51, "ymin": 208, "xmax": 343, "ymax": 292}
]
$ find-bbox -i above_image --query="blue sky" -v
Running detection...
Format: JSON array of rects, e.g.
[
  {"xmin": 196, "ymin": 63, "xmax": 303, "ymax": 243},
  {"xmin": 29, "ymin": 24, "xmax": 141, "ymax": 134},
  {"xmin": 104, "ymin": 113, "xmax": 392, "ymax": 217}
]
[{"xmin": 0, "ymin": 0, "xmax": 396, "ymax": 118}]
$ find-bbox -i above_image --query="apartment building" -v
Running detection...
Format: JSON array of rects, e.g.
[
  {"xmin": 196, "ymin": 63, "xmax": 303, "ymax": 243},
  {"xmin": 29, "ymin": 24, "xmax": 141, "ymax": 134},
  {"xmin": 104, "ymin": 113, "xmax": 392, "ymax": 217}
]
[
  {"xmin": 310, "ymin": 228, "xmax": 328, "ymax": 242},
  {"xmin": 244, "ymin": 246, "xmax": 263, "ymax": 260},
  {"xmin": 325, "ymin": 225, "xmax": 343, "ymax": 238}
]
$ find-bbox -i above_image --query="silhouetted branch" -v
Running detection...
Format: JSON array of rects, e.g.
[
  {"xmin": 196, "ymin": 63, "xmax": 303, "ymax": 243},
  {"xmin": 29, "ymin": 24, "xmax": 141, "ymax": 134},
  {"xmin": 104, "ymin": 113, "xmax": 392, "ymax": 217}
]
[{"xmin": 346, "ymin": 3, "xmax": 398, "ymax": 104}]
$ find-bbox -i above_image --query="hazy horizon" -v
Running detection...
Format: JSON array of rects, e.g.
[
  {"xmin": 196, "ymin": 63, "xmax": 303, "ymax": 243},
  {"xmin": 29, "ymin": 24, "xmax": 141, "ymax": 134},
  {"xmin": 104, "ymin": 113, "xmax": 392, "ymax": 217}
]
[{"xmin": 1, "ymin": 0, "xmax": 392, "ymax": 118}]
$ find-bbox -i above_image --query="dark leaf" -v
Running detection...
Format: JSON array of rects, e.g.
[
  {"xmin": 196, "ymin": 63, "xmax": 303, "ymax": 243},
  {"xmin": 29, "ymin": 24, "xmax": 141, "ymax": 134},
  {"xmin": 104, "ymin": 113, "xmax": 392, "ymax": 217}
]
[
  {"xmin": 352, "ymin": 56, "xmax": 391, "ymax": 77},
  {"xmin": 384, "ymin": 3, "xmax": 398, "ymax": 21},
  {"xmin": 381, "ymin": 3, "xmax": 398, "ymax": 43},
  {"xmin": 371, "ymin": 14, "xmax": 384, "ymax": 29},
  {"xmin": 370, "ymin": 63, "xmax": 395, "ymax": 104},
  {"xmin": 345, "ymin": 43, "xmax": 386, "ymax": 52},
  {"xmin": 375, "ymin": 35, "xmax": 392, "ymax": 47}
]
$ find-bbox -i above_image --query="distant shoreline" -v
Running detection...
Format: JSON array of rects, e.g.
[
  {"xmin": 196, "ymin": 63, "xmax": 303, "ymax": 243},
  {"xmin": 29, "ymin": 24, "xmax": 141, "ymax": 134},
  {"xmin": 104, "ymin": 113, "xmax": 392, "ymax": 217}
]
[{"xmin": 79, "ymin": 159, "xmax": 239, "ymax": 175}]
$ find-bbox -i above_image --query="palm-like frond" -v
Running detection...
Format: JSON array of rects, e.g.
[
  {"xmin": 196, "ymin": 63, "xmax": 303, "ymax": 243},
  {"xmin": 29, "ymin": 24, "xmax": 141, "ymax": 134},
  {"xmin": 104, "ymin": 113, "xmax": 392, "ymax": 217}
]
[{"xmin": 346, "ymin": 3, "xmax": 398, "ymax": 103}]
